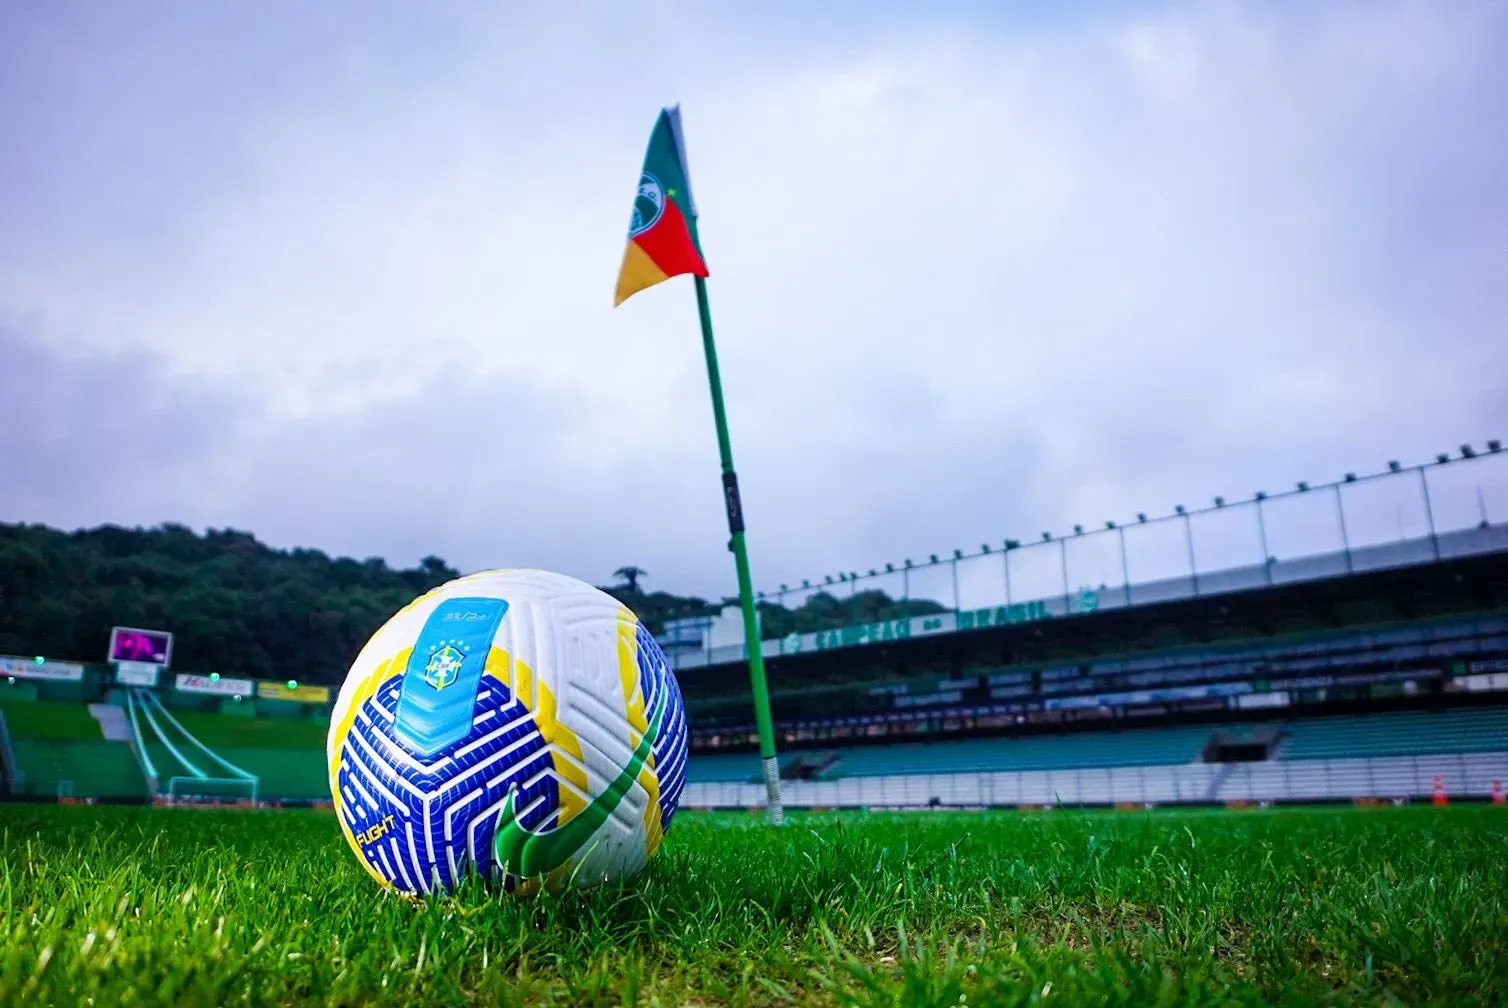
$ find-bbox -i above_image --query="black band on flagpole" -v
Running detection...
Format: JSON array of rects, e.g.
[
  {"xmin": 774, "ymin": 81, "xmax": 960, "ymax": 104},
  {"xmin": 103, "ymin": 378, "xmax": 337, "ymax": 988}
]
[{"xmin": 721, "ymin": 471, "xmax": 745, "ymax": 535}]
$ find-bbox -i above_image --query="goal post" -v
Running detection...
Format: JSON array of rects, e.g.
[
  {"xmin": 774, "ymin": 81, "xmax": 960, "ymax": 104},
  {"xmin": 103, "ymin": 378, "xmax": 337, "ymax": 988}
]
[{"xmin": 129, "ymin": 688, "xmax": 260, "ymax": 805}]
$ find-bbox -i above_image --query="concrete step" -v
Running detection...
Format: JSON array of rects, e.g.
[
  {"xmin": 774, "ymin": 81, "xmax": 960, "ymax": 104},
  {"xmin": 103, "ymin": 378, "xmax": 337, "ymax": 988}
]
[{"xmin": 88, "ymin": 702, "xmax": 135, "ymax": 743}]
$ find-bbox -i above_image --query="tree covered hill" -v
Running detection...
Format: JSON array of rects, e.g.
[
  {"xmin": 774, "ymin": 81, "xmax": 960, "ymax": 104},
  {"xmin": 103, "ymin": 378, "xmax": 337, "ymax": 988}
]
[{"xmin": 0, "ymin": 522, "xmax": 943, "ymax": 685}]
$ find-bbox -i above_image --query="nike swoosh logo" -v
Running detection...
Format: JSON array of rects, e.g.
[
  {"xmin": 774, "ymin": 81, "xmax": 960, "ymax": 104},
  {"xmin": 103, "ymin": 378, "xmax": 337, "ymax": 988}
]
[{"xmin": 494, "ymin": 685, "xmax": 668, "ymax": 882}]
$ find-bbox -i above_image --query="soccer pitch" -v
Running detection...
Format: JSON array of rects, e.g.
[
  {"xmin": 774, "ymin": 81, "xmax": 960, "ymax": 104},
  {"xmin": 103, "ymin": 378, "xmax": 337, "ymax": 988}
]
[{"xmin": 2, "ymin": 805, "xmax": 1504, "ymax": 1006}]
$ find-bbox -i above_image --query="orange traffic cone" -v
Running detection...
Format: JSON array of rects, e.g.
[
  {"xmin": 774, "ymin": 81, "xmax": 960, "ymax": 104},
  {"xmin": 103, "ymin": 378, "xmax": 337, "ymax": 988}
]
[
  {"xmin": 1432, "ymin": 774, "xmax": 1448, "ymax": 807},
  {"xmin": 1491, "ymin": 780, "xmax": 1505, "ymax": 806}
]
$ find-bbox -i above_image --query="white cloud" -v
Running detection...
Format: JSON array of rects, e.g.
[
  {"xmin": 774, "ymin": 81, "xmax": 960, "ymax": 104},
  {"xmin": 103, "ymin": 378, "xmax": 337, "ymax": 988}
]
[{"xmin": 1, "ymin": 0, "xmax": 1505, "ymax": 597}]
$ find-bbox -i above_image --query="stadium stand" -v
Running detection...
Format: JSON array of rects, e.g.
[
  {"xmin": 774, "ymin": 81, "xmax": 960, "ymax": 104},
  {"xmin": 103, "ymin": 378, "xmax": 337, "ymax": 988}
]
[
  {"xmin": 0, "ymin": 690, "xmax": 328, "ymax": 803},
  {"xmin": 685, "ymin": 754, "xmax": 759, "ymax": 784},
  {"xmin": 1278, "ymin": 707, "xmax": 1508, "ymax": 760},
  {"xmin": 680, "ymin": 705, "xmax": 1508, "ymax": 810},
  {"xmin": 686, "ymin": 611, "xmax": 1508, "ymax": 739},
  {"xmin": 0, "ymin": 699, "xmax": 147, "ymax": 799},
  {"xmin": 2, "ymin": 691, "xmax": 1504, "ymax": 808},
  {"xmin": 690, "ymin": 724, "xmax": 1213, "ymax": 782},
  {"xmin": 685, "ymin": 706, "xmax": 1508, "ymax": 785}
]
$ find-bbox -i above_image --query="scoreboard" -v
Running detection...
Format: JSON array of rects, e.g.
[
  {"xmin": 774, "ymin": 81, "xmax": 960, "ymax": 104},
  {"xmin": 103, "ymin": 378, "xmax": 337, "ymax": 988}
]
[{"xmin": 107, "ymin": 626, "xmax": 174, "ymax": 666}]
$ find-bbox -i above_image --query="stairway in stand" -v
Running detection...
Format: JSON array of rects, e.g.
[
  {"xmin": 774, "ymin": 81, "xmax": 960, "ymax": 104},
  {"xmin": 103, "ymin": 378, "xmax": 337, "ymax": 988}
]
[{"xmin": 88, "ymin": 703, "xmax": 135, "ymax": 743}]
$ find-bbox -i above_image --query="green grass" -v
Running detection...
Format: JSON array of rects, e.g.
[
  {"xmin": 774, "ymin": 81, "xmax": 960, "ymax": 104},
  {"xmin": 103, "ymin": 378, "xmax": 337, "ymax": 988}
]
[{"xmin": 2, "ymin": 804, "xmax": 1505, "ymax": 1006}]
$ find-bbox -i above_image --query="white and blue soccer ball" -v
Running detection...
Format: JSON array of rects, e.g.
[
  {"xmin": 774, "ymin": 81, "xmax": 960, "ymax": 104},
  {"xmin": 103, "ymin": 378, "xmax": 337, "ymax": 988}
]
[{"xmin": 327, "ymin": 569, "xmax": 689, "ymax": 894}]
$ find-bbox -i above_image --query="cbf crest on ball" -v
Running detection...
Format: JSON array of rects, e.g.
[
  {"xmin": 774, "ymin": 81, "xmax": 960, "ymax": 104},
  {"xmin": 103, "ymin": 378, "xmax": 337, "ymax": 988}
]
[{"xmin": 326, "ymin": 569, "xmax": 689, "ymax": 895}]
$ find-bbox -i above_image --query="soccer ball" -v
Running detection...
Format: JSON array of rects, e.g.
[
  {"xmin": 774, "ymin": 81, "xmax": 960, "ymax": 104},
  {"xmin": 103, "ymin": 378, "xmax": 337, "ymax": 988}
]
[{"xmin": 326, "ymin": 568, "xmax": 689, "ymax": 894}]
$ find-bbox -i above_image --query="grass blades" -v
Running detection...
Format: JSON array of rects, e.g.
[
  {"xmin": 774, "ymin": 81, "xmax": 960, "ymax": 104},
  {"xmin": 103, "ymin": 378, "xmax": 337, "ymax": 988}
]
[{"xmin": 1, "ymin": 804, "xmax": 1505, "ymax": 1005}]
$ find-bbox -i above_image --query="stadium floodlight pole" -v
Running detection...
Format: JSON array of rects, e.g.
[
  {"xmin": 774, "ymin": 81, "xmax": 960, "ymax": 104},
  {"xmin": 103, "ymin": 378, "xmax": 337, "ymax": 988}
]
[
  {"xmin": 1058, "ymin": 537, "xmax": 1070, "ymax": 613},
  {"xmin": 1418, "ymin": 466, "xmax": 1440, "ymax": 560},
  {"xmin": 1179, "ymin": 508, "xmax": 1200, "ymax": 595},
  {"xmin": 614, "ymin": 105, "xmax": 782, "ymax": 825},
  {"xmin": 1334, "ymin": 483, "xmax": 1354, "ymax": 574},
  {"xmin": 1116, "ymin": 524, "xmax": 1131, "ymax": 605},
  {"xmin": 1254, "ymin": 493, "xmax": 1273, "ymax": 584}
]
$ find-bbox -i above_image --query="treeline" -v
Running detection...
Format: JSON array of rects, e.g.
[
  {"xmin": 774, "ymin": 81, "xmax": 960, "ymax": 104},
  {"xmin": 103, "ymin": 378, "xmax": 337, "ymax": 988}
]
[
  {"xmin": 0, "ymin": 522, "xmax": 463, "ymax": 685},
  {"xmin": 0, "ymin": 522, "xmax": 943, "ymax": 685}
]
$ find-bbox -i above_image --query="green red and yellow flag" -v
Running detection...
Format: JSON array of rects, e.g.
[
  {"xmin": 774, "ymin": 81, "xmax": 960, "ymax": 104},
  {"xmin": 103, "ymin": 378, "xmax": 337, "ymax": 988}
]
[{"xmin": 614, "ymin": 105, "xmax": 709, "ymax": 307}]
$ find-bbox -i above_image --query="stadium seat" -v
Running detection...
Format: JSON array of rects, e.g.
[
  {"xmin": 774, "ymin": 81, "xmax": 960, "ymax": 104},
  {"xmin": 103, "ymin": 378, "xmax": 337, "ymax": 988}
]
[
  {"xmin": 1278, "ymin": 708, "xmax": 1508, "ymax": 761},
  {"xmin": 688, "ymin": 724, "xmax": 1213, "ymax": 781},
  {"xmin": 1, "ymin": 701, "xmax": 148, "ymax": 798},
  {"xmin": 7, "ymin": 739, "xmax": 149, "ymax": 799},
  {"xmin": 1, "ymin": 699, "xmax": 112, "ymax": 741},
  {"xmin": 686, "ymin": 707, "xmax": 1508, "ymax": 783},
  {"xmin": 686, "ymin": 753, "xmax": 763, "ymax": 783}
]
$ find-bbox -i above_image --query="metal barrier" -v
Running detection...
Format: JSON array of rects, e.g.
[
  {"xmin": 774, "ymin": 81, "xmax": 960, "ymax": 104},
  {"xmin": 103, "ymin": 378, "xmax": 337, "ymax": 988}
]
[{"xmin": 680, "ymin": 752, "xmax": 1508, "ymax": 809}]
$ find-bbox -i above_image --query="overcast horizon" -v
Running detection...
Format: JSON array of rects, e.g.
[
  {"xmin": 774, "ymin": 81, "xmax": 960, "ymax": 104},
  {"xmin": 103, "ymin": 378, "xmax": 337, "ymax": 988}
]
[{"xmin": 3, "ymin": 1, "xmax": 1506, "ymax": 601}]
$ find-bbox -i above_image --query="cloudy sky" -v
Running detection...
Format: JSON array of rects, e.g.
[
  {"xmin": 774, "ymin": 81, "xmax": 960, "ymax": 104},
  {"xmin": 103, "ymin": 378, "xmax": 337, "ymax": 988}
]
[{"xmin": 2, "ymin": 0, "xmax": 1505, "ymax": 602}]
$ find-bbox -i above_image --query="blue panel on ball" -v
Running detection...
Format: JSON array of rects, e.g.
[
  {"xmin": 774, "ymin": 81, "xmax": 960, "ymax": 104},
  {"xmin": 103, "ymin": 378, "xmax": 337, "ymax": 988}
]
[
  {"xmin": 393, "ymin": 597, "xmax": 509, "ymax": 758},
  {"xmin": 336, "ymin": 670, "xmax": 560, "ymax": 894},
  {"xmin": 635, "ymin": 622, "xmax": 689, "ymax": 834}
]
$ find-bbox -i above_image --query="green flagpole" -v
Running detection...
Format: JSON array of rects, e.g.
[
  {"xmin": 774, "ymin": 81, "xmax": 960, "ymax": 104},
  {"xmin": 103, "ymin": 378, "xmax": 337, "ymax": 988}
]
[
  {"xmin": 691, "ymin": 274, "xmax": 784, "ymax": 826},
  {"xmin": 616, "ymin": 104, "xmax": 783, "ymax": 824}
]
